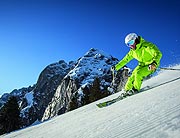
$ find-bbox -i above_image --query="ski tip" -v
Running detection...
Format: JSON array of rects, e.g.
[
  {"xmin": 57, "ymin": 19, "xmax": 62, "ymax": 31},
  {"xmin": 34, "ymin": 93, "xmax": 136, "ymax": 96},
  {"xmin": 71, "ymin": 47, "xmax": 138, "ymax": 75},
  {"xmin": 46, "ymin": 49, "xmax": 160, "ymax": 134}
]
[
  {"xmin": 96, "ymin": 104, "xmax": 103, "ymax": 108},
  {"xmin": 96, "ymin": 102, "xmax": 107, "ymax": 108}
]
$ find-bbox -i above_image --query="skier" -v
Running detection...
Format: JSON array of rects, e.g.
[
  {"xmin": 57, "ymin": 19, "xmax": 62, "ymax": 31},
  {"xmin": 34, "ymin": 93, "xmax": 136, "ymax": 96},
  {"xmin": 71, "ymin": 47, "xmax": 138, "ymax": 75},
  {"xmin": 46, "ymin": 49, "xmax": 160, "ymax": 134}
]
[{"xmin": 112, "ymin": 33, "xmax": 162, "ymax": 96}]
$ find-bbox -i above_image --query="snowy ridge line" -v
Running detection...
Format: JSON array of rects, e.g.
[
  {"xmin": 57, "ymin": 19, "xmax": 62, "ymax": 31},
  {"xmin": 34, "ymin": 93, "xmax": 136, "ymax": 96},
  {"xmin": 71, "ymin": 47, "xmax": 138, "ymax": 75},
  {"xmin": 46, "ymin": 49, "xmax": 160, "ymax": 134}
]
[
  {"xmin": 112, "ymin": 104, "xmax": 180, "ymax": 138},
  {"xmin": 142, "ymin": 76, "xmax": 180, "ymax": 90},
  {"xmin": 160, "ymin": 67, "xmax": 180, "ymax": 71}
]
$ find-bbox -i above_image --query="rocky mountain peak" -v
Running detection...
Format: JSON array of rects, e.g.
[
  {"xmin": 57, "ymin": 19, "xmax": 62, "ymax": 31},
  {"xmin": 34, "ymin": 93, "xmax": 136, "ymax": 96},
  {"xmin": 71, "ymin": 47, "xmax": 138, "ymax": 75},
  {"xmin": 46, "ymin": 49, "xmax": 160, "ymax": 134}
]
[
  {"xmin": 42, "ymin": 48, "xmax": 124, "ymax": 121},
  {"xmin": 67, "ymin": 48, "xmax": 118, "ymax": 81}
]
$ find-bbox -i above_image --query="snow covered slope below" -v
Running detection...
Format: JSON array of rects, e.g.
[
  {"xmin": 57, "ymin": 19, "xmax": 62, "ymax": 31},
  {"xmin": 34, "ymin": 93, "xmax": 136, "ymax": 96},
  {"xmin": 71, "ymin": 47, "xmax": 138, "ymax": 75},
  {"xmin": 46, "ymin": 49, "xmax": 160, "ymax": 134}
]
[{"xmin": 2, "ymin": 65, "xmax": 180, "ymax": 138}]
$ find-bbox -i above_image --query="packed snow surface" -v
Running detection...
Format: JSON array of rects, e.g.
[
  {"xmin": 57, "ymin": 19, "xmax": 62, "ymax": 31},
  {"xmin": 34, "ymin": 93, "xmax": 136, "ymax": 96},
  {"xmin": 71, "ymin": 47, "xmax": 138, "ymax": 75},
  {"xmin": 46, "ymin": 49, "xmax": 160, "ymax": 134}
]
[{"xmin": 2, "ymin": 65, "xmax": 180, "ymax": 138}]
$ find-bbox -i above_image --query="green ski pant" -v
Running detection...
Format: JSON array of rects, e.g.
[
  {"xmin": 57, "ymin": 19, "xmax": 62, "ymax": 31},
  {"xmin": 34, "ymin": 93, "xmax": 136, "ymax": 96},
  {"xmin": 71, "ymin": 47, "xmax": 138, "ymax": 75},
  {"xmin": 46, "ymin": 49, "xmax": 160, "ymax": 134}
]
[{"xmin": 125, "ymin": 65, "xmax": 154, "ymax": 91}]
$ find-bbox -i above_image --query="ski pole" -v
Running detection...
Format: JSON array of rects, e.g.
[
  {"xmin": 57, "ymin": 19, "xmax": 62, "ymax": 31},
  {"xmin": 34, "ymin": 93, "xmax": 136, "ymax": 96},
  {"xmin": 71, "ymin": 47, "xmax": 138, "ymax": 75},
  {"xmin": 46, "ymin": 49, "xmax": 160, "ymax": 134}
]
[
  {"xmin": 160, "ymin": 67, "xmax": 180, "ymax": 71},
  {"xmin": 111, "ymin": 66, "xmax": 115, "ymax": 85}
]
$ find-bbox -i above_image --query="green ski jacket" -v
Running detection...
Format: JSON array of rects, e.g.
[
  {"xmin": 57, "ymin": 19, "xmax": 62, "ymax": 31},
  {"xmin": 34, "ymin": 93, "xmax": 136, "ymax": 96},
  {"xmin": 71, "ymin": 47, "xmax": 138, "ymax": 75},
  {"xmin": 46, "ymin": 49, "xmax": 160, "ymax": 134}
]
[{"xmin": 115, "ymin": 37, "xmax": 162, "ymax": 71}]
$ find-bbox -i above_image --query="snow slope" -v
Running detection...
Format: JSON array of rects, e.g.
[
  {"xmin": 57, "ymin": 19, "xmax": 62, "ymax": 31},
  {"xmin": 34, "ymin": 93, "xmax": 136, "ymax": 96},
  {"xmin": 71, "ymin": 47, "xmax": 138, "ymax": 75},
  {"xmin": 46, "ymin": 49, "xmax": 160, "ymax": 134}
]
[{"xmin": 2, "ymin": 65, "xmax": 180, "ymax": 138}]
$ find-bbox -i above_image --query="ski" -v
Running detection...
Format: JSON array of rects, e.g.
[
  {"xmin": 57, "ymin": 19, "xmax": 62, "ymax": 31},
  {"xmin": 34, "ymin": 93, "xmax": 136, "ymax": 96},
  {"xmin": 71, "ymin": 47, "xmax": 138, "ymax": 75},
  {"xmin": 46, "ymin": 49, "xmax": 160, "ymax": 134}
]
[
  {"xmin": 96, "ymin": 93, "xmax": 131, "ymax": 108},
  {"xmin": 96, "ymin": 96, "xmax": 123, "ymax": 108},
  {"xmin": 96, "ymin": 86, "xmax": 150, "ymax": 108}
]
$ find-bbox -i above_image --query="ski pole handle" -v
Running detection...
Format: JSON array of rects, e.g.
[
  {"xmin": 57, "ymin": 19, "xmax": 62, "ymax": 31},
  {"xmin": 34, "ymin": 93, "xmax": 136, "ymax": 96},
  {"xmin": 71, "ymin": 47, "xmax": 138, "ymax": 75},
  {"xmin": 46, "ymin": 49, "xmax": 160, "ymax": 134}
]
[{"xmin": 111, "ymin": 66, "xmax": 115, "ymax": 71}]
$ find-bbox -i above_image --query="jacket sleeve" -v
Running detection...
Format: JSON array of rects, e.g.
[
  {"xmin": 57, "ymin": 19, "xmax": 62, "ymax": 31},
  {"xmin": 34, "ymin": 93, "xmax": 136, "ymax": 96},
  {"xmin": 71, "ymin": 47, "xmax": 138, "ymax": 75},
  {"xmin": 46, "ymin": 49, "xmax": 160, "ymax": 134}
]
[
  {"xmin": 115, "ymin": 50, "xmax": 133, "ymax": 71},
  {"xmin": 147, "ymin": 42, "xmax": 162, "ymax": 67}
]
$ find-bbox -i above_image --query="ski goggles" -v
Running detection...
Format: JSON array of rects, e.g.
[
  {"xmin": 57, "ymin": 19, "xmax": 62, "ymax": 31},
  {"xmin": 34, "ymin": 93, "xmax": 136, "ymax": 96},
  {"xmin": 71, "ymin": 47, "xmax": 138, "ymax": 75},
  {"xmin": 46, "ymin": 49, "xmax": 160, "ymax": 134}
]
[{"xmin": 126, "ymin": 39, "xmax": 135, "ymax": 47}]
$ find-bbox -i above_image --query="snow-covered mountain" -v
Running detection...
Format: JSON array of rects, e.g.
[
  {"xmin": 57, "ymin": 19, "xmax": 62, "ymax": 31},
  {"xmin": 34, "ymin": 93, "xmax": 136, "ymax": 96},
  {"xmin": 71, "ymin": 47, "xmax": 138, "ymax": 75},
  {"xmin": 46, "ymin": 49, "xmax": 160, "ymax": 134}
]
[
  {"xmin": 41, "ymin": 48, "xmax": 122, "ymax": 121},
  {"xmin": 0, "ymin": 86, "xmax": 35, "ymax": 111},
  {"xmin": 0, "ymin": 48, "xmax": 128, "ymax": 127},
  {"xmin": 2, "ymin": 65, "xmax": 180, "ymax": 138}
]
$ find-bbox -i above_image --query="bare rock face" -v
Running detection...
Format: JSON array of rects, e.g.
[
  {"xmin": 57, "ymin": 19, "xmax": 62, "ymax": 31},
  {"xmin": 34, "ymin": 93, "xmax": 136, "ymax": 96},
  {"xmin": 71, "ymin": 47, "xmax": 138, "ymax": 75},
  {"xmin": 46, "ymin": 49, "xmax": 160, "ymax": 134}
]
[
  {"xmin": 42, "ymin": 76, "xmax": 78, "ymax": 121},
  {"xmin": 33, "ymin": 60, "xmax": 70, "ymax": 118},
  {"xmin": 23, "ymin": 60, "xmax": 72, "ymax": 126}
]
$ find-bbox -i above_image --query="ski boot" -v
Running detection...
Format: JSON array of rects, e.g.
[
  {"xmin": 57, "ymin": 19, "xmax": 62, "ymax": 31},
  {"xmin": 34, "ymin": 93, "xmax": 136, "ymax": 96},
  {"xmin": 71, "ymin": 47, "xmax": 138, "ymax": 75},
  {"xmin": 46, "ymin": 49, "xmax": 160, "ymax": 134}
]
[{"xmin": 121, "ymin": 88, "xmax": 138, "ymax": 98}]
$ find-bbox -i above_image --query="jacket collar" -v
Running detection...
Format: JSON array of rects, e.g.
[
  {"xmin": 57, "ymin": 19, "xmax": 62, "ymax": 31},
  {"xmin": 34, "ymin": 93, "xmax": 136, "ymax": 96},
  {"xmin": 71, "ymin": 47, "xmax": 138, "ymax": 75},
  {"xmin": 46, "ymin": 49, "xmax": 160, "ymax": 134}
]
[{"xmin": 136, "ymin": 36, "xmax": 145, "ymax": 50}]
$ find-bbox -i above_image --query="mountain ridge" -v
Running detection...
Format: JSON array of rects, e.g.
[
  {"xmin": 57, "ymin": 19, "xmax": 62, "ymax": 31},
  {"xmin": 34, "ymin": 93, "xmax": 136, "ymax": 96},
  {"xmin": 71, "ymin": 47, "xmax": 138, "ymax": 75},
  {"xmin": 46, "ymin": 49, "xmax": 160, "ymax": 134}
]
[{"xmin": 0, "ymin": 48, "xmax": 128, "ymax": 128}]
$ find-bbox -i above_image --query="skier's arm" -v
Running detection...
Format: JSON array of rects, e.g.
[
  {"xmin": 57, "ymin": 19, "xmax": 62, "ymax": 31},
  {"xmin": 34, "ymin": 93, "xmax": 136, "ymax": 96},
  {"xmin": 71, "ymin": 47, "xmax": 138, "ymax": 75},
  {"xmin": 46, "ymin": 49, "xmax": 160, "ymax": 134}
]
[
  {"xmin": 147, "ymin": 43, "xmax": 162, "ymax": 67},
  {"xmin": 115, "ymin": 51, "xmax": 133, "ymax": 71}
]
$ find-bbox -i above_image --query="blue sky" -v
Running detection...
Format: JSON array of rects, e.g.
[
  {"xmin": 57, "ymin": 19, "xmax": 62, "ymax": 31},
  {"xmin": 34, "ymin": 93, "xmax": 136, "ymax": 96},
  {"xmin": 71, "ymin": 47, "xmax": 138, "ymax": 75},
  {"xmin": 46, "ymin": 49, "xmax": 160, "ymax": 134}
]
[{"xmin": 0, "ymin": 0, "xmax": 180, "ymax": 95}]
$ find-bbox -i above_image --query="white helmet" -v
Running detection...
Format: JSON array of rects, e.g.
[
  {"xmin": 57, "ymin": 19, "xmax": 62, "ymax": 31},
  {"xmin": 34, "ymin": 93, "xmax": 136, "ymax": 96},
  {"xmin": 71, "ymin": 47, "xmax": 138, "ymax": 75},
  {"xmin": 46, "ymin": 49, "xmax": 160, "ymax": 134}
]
[{"xmin": 125, "ymin": 33, "xmax": 138, "ymax": 45}]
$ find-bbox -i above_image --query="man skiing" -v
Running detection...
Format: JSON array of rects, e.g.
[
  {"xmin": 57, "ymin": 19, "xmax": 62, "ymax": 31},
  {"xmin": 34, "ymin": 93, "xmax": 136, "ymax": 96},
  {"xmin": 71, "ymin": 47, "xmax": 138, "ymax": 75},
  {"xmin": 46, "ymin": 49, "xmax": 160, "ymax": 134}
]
[{"xmin": 113, "ymin": 33, "xmax": 162, "ymax": 96}]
